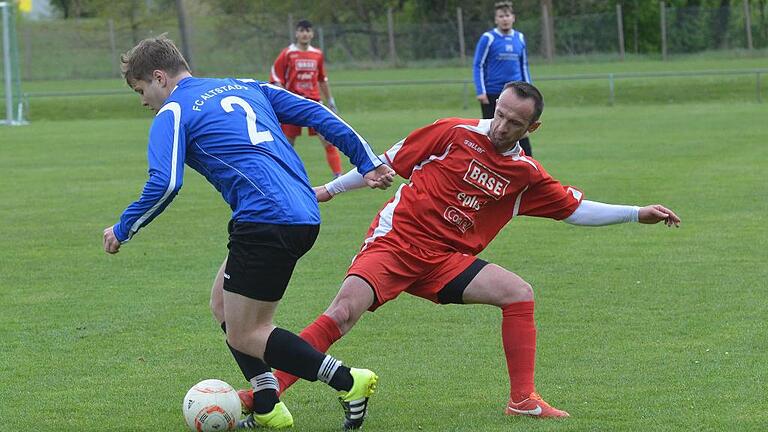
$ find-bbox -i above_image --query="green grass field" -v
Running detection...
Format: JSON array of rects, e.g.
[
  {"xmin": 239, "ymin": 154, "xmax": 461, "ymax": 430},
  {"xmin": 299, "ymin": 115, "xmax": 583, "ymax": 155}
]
[{"xmin": 1, "ymin": 58, "xmax": 767, "ymax": 431}]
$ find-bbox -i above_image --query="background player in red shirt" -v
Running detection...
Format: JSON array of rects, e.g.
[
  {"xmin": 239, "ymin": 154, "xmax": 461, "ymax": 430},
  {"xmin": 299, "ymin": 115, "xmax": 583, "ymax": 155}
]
[
  {"xmin": 271, "ymin": 20, "xmax": 343, "ymax": 178},
  {"xmin": 239, "ymin": 82, "xmax": 680, "ymax": 421}
]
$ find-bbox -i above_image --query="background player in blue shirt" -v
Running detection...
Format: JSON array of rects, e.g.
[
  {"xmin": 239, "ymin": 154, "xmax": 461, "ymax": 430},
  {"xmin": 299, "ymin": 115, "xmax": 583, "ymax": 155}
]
[
  {"xmin": 473, "ymin": 1, "xmax": 534, "ymax": 156},
  {"xmin": 101, "ymin": 36, "xmax": 393, "ymax": 430}
]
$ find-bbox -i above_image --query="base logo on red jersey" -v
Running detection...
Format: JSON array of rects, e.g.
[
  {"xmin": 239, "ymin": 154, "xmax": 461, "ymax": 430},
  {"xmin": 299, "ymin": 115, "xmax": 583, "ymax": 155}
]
[
  {"xmin": 443, "ymin": 206, "xmax": 474, "ymax": 233},
  {"xmin": 463, "ymin": 159, "xmax": 510, "ymax": 200}
]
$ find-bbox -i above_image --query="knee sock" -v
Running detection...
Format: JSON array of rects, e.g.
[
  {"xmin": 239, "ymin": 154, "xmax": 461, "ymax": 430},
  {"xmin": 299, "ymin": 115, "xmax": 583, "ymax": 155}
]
[
  {"xmin": 501, "ymin": 301, "xmax": 537, "ymax": 402},
  {"xmin": 324, "ymin": 145, "xmax": 342, "ymax": 176},
  {"xmin": 221, "ymin": 322, "xmax": 279, "ymax": 414},
  {"xmin": 274, "ymin": 314, "xmax": 343, "ymax": 394},
  {"xmin": 264, "ymin": 327, "xmax": 352, "ymax": 392}
]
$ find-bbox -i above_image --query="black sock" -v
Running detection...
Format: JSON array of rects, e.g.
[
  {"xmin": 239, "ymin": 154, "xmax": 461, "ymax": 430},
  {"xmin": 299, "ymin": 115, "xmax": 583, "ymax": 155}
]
[
  {"xmin": 328, "ymin": 365, "xmax": 353, "ymax": 392},
  {"xmin": 221, "ymin": 322, "xmax": 279, "ymax": 414},
  {"xmin": 263, "ymin": 327, "xmax": 355, "ymax": 392}
]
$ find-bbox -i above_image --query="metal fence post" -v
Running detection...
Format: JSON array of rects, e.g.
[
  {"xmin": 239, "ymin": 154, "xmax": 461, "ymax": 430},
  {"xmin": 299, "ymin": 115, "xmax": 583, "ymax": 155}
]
[
  {"xmin": 660, "ymin": 1, "xmax": 667, "ymax": 60},
  {"xmin": 608, "ymin": 73, "xmax": 615, "ymax": 106},
  {"xmin": 744, "ymin": 0, "xmax": 753, "ymax": 51},
  {"xmin": 2, "ymin": 2, "xmax": 13, "ymax": 124},
  {"xmin": 457, "ymin": 7, "xmax": 466, "ymax": 66},
  {"xmin": 108, "ymin": 19, "xmax": 119, "ymax": 77},
  {"xmin": 462, "ymin": 81, "xmax": 468, "ymax": 110},
  {"xmin": 387, "ymin": 8, "xmax": 397, "ymax": 66},
  {"xmin": 287, "ymin": 14, "xmax": 293, "ymax": 43},
  {"xmin": 318, "ymin": 26, "xmax": 325, "ymax": 56},
  {"xmin": 757, "ymin": 72, "xmax": 762, "ymax": 103},
  {"xmin": 541, "ymin": 2, "xmax": 554, "ymax": 61},
  {"xmin": 616, "ymin": 3, "xmax": 625, "ymax": 61}
]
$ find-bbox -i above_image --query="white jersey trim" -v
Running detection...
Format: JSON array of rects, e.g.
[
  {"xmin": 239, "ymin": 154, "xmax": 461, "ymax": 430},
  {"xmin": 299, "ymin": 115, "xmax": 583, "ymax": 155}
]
[
  {"xmin": 412, "ymin": 143, "xmax": 452, "ymax": 174},
  {"xmin": 478, "ymin": 32, "xmax": 494, "ymax": 95},
  {"xmin": 128, "ymin": 102, "xmax": 182, "ymax": 240},
  {"xmin": 363, "ymin": 184, "xmax": 406, "ymax": 247}
]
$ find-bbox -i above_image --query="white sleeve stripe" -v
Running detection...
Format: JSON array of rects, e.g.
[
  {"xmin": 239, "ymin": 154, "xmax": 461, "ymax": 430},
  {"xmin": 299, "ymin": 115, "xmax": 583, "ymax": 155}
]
[
  {"xmin": 128, "ymin": 102, "xmax": 182, "ymax": 240},
  {"xmin": 478, "ymin": 33, "xmax": 493, "ymax": 94},
  {"xmin": 512, "ymin": 185, "xmax": 529, "ymax": 217},
  {"xmin": 384, "ymin": 139, "xmax": 405, "ymax": 166},
  {"xmin": 260, "ymin": 83, "xmax": 381, "ymax": 168},
  {"xmin": 270, "ymin": 65, "xmax": 282, "ymax": 83}
]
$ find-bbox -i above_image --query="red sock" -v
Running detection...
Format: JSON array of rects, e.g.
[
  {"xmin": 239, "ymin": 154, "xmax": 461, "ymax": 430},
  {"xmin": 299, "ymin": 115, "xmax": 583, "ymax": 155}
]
[
  {"xmin": 274, "ymin": 314, "xmax": 342, "ymax": 395},
  {"xmin": 501, "ymin": 301, "xmax": 537, "ymax": 402},
  {"xmin": 324, "ymin": 145, "xmax": 342, "ymax": 176}
]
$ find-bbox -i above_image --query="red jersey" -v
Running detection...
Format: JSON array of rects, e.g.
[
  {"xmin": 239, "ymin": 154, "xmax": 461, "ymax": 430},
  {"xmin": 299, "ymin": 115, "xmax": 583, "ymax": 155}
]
[
  {"xmin": 367, "ymin": 118, "xmax": 583, "ymax": 256},
  {"xmin": 270, "ymin": 44, "xmax": 327, "ymax": 101}
]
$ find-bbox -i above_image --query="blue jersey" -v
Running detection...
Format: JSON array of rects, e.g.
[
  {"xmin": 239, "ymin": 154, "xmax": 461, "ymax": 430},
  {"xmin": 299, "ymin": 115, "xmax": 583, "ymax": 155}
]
[
  {"xmin": 472, "ymin": 29, "xmax": 531, "ymax": 96},
  {"xmin": 113, "ymin": 77, "xmax": 382, "ymax": 242}
]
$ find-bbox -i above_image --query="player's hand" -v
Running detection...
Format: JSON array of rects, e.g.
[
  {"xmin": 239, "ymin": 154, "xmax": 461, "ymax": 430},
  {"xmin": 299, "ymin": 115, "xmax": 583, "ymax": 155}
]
[
  {"xmin": 638, "ymin": 205, "xmax": 681, "ymax": 227},
  {"xmin": 103, "ymin": 226, "xmax": 122, "ymax": 254},
  {"xmin": 364, "ymin": 165, "xmax": 395, "ymax": 190},
  {"xmin": 477, "ymin": 94, "xmax": 489, "ymax": 104},
  {"xmin": 314, "ymin": 185, "xmax": 334, "ymax": 203}
]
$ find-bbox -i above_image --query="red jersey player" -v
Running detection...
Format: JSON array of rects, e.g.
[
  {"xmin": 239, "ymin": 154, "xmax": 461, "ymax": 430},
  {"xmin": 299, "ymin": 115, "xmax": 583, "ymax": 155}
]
[
  {"xmin": 235, "ymin": 82, "xmax": 681, "ymax": 422},
  {"xmin": 271, "ymin": 20, "xmax": 343, "ymax": 178}
]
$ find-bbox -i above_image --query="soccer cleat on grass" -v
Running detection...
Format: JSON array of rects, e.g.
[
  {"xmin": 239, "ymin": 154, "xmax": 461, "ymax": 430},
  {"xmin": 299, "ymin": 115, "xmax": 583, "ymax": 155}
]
[
  {"xmin": 237, "ymin": 401, "xmax": 293, "ymax": 429},
  {"xmin": 338, "ymin": 368, "xmax": 379, "ymax": 430},
  {"xmin": 504, "ymin": 392, "xmax": 570, "ymax": 418},
  {"xmin": 237, "ymin": 388, "xmax": 255, "ymax": 415}
]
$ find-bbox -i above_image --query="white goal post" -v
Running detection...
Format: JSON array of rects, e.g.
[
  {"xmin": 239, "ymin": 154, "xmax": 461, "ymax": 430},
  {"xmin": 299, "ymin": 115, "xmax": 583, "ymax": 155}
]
[{"xmin": 1, "ymin": 1, "xmax": 24, "ymax": 125}]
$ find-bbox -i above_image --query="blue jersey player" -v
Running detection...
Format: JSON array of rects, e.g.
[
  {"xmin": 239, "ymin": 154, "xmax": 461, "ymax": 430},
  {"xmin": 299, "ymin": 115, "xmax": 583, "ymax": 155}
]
[
  {"xmin": 473, "ymin": 1, "xmax": 534, "ymax": 156},
  {"xmin": 102, "ymin": 36, "xmax": 393, "ymax": 430}
]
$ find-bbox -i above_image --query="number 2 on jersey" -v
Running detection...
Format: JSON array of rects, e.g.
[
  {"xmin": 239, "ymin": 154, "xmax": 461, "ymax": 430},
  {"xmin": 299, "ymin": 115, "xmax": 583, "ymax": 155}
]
[{"xmin": 220, "ymin": 96, "xmax": 274, "ymax": 145}]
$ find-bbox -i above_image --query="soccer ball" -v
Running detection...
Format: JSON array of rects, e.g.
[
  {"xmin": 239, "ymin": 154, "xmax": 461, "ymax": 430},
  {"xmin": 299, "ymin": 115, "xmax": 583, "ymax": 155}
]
[{"xmin": 182, "ymin": 379, "xmax": 241, "ymax": 432}]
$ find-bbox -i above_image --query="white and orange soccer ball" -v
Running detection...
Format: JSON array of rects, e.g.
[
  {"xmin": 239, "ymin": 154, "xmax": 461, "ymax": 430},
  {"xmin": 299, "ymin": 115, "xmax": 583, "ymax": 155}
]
[{"xmin": 182, "ymin": 379, "xmax": 241, "ymax": 432}]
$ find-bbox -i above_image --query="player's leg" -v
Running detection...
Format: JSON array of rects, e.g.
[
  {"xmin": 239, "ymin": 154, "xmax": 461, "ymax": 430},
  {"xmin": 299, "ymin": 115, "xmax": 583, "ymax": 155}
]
[
  {"xmin": 273, "ymin": 275, "xmax": 376, "ymax": 393},
  {"xmin": 458, "ymin": 263, "xmax": 569, "ymax": 418},
  {"xmin": 209, "ymin": 257, "xmax": 290, "ymax": 426},
  {"xmin": 481, "ymin": 93, "xmax": 500, "ymax": 119},
  {"xmin": 281, "ymin": 124, "xmax": 300, "ymax": 147},
  {"xmin": 519, "ymin": 137, "xmax": 533, "ymax": 156},
  {"xmin": 224, "ymin": 222, "xmax": 378, "ymax": 429},
  {"xmin": 317, "ymin": 133, "xmax": 342, "ymax": 178}
]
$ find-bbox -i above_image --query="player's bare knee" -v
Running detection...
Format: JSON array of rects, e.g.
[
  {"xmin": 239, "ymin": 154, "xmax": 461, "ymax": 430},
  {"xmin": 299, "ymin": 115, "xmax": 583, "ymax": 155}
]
[
  {"xmin": 209, "ymin": 296, "xmax": 225, "ymax": 324},
  {"xmin": 324, "ymin": 300, "xmax": 355, "ymax": 334},
  {"xmin": 511, "ymin": 280, "xmax": 534, "ymax": 302}
]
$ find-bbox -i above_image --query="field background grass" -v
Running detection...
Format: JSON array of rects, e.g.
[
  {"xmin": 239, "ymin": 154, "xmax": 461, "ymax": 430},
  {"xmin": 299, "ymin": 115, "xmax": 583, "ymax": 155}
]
[{"xmin": 1, "ymin": 57, "xmax": 766, "ymax": 431}]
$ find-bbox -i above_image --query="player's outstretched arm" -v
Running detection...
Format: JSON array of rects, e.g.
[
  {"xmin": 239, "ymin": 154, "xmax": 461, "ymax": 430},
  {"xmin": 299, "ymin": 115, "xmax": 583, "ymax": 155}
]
[
  {"xmin": 315, "ymin": 159, "xmax": 396, "ymax": 203},
  {"xmin": 638, "ymin": 204, "xmax": 681, "ymax": 227},
  {"xmin": 563, "ymin": 200, "xmax": 680, "ymax": 227}
]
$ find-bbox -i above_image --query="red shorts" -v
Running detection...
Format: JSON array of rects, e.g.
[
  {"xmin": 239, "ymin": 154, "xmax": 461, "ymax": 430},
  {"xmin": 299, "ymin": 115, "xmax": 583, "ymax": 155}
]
[
  {"xmin": 281, "ymin": 124, "xmax": 317, "ymax": 138},
  {"xmin": 347, "ymin": 236, "xmax": 476, "ymax": 311},
  {"xmin": 281, "ymin": 97, "xmax": 320, "ymax": 138}
]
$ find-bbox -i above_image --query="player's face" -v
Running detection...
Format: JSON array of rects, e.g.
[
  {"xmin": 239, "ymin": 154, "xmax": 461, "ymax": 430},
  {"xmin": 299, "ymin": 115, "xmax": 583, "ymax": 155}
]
[
  {"xmin": 295, "ymin": 27, "xmax": 314, "ymax": 45},
  {"xmin": 489, "ymin": 90, "xmax": 540, "ymax": 153},
  {"xmin": 494, "ymin": 9, "xmax": 515, "ymax": 31},
  {"xmin": 131, "ymin": 71, "xmax": 172, "ymax": 113}
]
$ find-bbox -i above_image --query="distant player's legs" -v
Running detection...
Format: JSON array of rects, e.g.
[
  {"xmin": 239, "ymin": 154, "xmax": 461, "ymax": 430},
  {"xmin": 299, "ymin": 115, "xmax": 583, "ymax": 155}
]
[
  {"xmin": 481, "ymin": 93, "xmax": 500, "ymax": 119},
  {"xmin": 318, "ymin": 135, "xmax": 343, "ymax": 178},
  {"xmin": 518, "ymin": 137, "xmax": 532, "ymax": 156},
  {"xmin": 281, "ymin": 124, "xmax": 300, "ymax": 146},
  {"xmin": 459, "ymin": 263, "xmax": 568, "ymax": 418},
  {"xmin": 273, "ymin": 275, "xmax": 375, "ymax": 393}
]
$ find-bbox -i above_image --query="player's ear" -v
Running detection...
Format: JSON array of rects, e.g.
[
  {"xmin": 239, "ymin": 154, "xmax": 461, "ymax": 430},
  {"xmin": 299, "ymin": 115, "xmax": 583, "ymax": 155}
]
[
  {"xmin": 527, "ymin": 121, "xmax": 541, "ymax": 133},
  {"xmin": 152, "ymin": 69, "xmax": 167, "ymax": 86}
]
